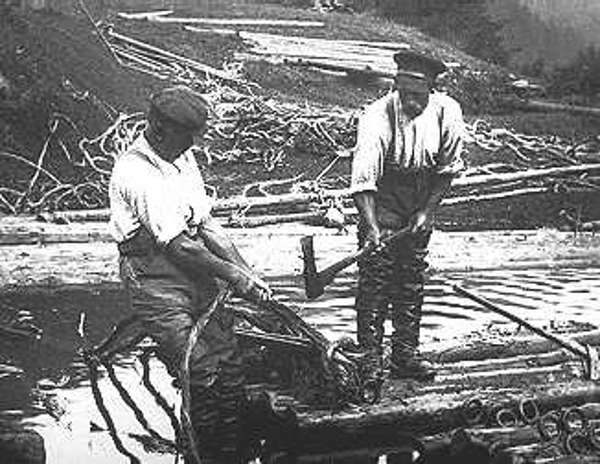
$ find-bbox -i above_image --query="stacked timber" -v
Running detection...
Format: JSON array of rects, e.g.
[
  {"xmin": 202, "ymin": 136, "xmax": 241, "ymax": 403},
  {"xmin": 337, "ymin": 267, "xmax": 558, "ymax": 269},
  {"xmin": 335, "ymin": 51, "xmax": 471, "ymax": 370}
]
[
  {"xmin": 226, "ymin": 30, "xmax": 407, "ymax": 78},
  {"xmin": 281, "ymin": 328, "xmax": 600, "ymax": 462}
]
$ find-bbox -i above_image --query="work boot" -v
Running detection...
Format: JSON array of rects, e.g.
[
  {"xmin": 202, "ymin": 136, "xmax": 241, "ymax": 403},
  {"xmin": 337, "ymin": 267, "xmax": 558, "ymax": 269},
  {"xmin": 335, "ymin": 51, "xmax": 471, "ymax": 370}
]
[{"xmin": 389, "ymin": 355, "xmax": 436, "ymax": 382}]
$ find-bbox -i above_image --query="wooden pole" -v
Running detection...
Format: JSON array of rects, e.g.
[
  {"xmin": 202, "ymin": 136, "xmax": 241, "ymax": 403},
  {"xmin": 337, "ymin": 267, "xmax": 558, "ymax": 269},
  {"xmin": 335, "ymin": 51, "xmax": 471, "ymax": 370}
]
[
  {"xmin": 105, "ymin": 30, "xmax": 239, "ymax": 82},
  {"xmin": 452, "ymin": 285, "xmax": 589, "ymax": 358}
]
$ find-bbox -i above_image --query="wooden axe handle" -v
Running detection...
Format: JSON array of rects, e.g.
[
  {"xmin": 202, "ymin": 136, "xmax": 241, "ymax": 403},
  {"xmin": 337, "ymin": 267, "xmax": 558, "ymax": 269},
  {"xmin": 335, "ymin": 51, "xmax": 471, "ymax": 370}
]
[{"xmin": 317, "ymin": 226, "xmax": 412, "ymax": 291}]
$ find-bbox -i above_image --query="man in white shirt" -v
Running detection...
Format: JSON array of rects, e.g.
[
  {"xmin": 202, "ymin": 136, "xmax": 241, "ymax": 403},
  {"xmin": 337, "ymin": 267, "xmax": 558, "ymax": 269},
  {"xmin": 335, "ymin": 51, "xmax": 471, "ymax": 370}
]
[
  {"xmin": 351, "ymin": 51, "xmax": 466, "ymax": 382},
  {"xmin": 109, "ymin": 86, "xmax": 271, "ymax": 462}
]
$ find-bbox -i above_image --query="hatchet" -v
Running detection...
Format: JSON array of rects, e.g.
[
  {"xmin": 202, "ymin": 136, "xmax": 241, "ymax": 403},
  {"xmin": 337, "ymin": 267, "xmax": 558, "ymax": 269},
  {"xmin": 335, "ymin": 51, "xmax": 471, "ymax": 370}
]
[{"xmin": 301, "ymin": 226, "xmax": 411, "ymax": 300}]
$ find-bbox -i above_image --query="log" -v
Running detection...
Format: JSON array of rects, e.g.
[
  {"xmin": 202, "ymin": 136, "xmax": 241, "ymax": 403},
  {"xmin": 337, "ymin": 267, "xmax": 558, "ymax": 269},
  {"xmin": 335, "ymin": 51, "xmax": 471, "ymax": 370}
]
[
  {"xmin": 183, "ymin": 25, "xmax": 238, "ymax": 36},
  {"xmin": 506, "ymin": 98, "xmax": 600, "ymax": 117},
  {"xmin": 452, "ymin": 163, "xmax": 600, "ymax": 188},
  {"xmin": 437, "ymin": 350, "xmax": 571, "ymax": 375},
  {"xmin": 105, "ymin": 30, "xmax": 239, "ymax": 82},
  {"xmin": 116, "ymin": 10, "xmax": 174, "ymax": 20},
  {"xmin": 534, "ymin": 458, "xmax": 600, "ymax": 464},
  {"xmin": 422, "ymin": 426, "xmax": 540, "ymax": 449},
  {"xmin": 151, "ymin": 17, "xmax": 325, "ymax": 28},
  {"xmin": 36, "ymin": 162, "xmax": 600, "ymax": 225},
  {"xmin": 227, "ymin": 211, "xmax": 322, "ymax": 228},
  {"xmin": 292, "ymin": 384, "xmax": 600, "ymax": 449},
  {"xmin": 443, "ymin": 187, "xmax": 550, "ymax": 205},
  {"xmin": 37, "ymin": 209, "xmax": 110, "ymax": 223},
  {"xmin": 434, "ymin": 329, "xmax": 600, "ymax": 363},
  {"xmin": 503, "ymin": 442, "xmax": 562, "ymax": 461}
]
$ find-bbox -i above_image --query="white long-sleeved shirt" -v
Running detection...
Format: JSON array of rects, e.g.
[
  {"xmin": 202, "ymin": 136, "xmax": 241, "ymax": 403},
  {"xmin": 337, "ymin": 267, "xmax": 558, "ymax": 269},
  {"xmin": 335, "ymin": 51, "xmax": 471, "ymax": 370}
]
[
  {"xmin": 109, "ymin": 135, "xmax": 212, "ymax": 246},
  {"xmin": 351, "ymin": 90, "xmax": 465, "ymax": 194},
  {"xmin": 350, "ymin": 90, "xmax": 466, "ymax": 228}
]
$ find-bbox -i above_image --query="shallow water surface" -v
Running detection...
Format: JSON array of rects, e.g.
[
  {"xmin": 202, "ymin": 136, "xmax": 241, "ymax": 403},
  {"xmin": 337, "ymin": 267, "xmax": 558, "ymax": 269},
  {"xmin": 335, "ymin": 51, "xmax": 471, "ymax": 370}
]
[{"xmin": 1, "ymin": 264, "xmax": 599, "ymax": 463}]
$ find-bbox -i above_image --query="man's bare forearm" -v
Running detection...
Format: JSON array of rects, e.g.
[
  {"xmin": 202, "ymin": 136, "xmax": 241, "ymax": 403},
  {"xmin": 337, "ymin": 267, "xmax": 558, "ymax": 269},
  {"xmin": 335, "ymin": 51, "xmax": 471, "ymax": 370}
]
[
  {"xmin": 165, "ymin": 232, "xmax": 246, "ymax": 285},
  {"xmin": 195, "ymin": 218, "xmax": 252, "ymax": 273},
  {"xmin": 354, "ymin": 191, "xmax": 379, "ymax": 232}
]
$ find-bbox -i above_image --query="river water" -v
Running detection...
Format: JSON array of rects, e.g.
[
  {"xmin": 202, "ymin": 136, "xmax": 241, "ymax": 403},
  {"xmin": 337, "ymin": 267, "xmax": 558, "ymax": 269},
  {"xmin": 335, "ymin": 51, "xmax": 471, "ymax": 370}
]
[{"xmin": 1, "ymin": 247, "xmax": 598, "ymax": 463}]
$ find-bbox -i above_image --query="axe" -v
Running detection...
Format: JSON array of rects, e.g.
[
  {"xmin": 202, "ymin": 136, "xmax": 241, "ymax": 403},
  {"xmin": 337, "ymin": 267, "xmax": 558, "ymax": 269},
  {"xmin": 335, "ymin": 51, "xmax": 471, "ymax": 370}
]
[
  {"xmin": 301, "ymin": 226, "xmax": 411, "ymax": 300},
  {"xmin": 453, "ymin": 284, "xmax": 599, "ymax": 381}
]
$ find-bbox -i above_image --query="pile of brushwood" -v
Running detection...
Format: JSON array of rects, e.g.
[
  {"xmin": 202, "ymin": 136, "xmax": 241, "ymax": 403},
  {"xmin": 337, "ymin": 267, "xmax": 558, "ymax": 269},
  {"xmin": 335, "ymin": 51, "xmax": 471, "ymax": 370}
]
[{"xmin": 1, "ymin": 12, "xmax": 599, "ymax": 219}]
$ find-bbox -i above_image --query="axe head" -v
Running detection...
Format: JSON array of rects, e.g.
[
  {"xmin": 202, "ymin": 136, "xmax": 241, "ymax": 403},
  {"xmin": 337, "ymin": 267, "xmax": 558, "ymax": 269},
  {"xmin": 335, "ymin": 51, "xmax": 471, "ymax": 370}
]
[
  {"xmin": 300, "ymin": 235, "xmax": 324, "ymax": 300},
  {"xmin": 585, "ymin": 344, "xmax": 599, "ymax": 380}
]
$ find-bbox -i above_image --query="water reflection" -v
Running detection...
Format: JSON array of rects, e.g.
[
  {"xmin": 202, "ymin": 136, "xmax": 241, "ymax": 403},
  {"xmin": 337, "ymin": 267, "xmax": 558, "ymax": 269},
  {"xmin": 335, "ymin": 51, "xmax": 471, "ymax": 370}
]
[{"xmin": 0, "ymin": 265, "xmax": 598, "ymax": 463}]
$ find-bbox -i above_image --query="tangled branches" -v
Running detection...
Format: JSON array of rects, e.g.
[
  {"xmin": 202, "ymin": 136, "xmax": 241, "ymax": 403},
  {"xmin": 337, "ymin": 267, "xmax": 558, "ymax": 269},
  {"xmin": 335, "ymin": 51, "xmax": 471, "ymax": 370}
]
[
  {"xmin": 0, "ymin": 78, "xmax": 356, "ymax": 214},
  {"xmin": 204, "ymin": 85, "xmax": 356, "ymax": 170},
  {"xmin": 0, "ymin": 111, "xmax": 145, "ymax": 214}
]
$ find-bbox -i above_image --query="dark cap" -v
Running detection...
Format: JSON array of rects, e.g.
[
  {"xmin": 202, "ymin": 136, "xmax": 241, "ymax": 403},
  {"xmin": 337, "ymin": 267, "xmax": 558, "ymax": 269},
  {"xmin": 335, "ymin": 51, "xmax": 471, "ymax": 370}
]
[
  {"xmin": 393, "ymin": 50, "xmax": 448, "ymax": 80},
  {"xmin": 149, "ymin": 85, "xmax": 212, "ymax": 131}
]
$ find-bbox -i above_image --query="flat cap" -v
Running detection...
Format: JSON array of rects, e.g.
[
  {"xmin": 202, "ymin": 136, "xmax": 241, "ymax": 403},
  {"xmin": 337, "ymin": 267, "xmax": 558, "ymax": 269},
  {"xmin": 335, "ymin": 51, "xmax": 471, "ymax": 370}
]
[
  {"xmin": 149, "ymin": 85, "xmax": 212, "ymax": 131},
  {"xmin": 393, "ymin": 50, "xmax": 447, "ymax": 79}
]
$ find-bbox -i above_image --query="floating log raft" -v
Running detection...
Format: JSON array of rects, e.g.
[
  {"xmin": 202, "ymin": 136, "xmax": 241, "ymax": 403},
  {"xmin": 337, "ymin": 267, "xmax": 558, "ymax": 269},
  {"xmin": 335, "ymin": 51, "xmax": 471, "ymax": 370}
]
[{"xmin": 290, "ymin": 383, "xmax": 600, "ymax": 450}]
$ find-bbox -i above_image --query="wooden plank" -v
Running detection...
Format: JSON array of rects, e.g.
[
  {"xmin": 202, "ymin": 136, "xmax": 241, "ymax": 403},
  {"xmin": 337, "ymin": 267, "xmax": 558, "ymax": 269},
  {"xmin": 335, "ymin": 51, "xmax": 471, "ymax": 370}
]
[
  {"xmin": 116, "ymin": 10, "xmax": 173, "ymax": 20},
  {"xmin": 151, "ymin": 17, "xmax": 325, "ymax": 28}
]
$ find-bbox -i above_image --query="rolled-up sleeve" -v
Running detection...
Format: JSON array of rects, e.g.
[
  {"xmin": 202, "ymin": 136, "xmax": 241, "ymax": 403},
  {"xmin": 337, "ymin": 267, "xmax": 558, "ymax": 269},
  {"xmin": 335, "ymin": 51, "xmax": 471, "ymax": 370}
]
[
  {"xmin": 121, "ymin": 163, "xmax": 188, "ymax": 247},
  {"xmin": 436, "ymin": 98, "xmax": 466, "ymax": 176},
  {"xmin": 350, "ymin": 110, "xmax": 388, "ymax": 194}
]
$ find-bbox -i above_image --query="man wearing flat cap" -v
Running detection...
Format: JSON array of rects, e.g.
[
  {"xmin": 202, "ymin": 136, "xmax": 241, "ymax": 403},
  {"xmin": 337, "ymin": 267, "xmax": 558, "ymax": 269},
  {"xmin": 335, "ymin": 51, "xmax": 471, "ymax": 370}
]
[
  {"xmin": 109, "ymin": 85, "xmax": 272, "ymax": 462},
  {"xmin": 351, "ymin": 50, "xmax": 465, "ymax": 381}
]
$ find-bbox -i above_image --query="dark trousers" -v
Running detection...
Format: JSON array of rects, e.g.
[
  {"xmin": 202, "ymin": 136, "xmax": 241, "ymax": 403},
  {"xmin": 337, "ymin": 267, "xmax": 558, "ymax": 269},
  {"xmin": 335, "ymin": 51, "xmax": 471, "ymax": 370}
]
[
  {"xmin": 355, "ymin": 229, "xmax": 431, "ymax": 368},
  {"xmin": 119, "ymin": 249, "xmax": 246, "ymax": 463}
]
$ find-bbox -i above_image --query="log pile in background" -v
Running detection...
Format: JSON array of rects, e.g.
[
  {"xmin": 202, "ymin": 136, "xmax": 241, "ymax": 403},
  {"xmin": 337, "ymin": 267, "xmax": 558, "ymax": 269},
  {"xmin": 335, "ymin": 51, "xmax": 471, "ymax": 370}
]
[
  {"xmin": 227, "ymin": 30, "xmax": 408, "ymax": 79},
  {"xmin": 0, "ymin": 28, "xmax": 599, "ymax": 221}
]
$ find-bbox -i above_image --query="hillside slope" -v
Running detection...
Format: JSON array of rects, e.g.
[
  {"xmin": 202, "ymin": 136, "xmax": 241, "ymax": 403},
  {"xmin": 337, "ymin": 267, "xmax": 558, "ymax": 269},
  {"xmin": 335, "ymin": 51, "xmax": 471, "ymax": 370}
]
[{"xmin": 0, "ymin": 1, "xmax": 597, "ymax": 226}]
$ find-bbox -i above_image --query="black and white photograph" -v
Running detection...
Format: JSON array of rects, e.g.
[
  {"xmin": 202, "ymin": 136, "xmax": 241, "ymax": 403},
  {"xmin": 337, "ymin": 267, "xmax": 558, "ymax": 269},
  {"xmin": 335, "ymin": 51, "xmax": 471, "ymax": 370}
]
[{"xmin": 0, "ymin": 0, "xmax": 599, "ymax": 462}]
